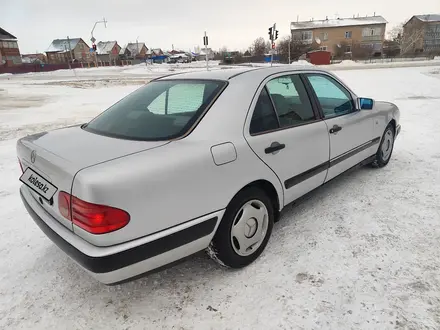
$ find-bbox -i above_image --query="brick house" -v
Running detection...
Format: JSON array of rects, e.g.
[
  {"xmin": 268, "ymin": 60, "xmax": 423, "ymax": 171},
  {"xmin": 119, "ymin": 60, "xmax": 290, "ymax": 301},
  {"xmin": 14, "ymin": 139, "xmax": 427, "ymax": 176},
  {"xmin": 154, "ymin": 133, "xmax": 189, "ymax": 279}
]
[
  {"xmin": 120, "ymin": 42, "xmax": 148, "ymax": 59},
  {"xmin": 96, "ymin": 41, "xmax": 121, "ymax": 62},
  {"xmin": 402, "ymin": 14, "xmax": 440, "ymax": 53},
  {"xmin": 0, "ymin": 27, "xmax": 21, "ymax": 66},
  {"xmin": 290, "ymin": 15, "xmax": 387, "ymax": 56},
  {"xmin": 46, "ymin": 38, "xmax": 92, "ymax": 64}
]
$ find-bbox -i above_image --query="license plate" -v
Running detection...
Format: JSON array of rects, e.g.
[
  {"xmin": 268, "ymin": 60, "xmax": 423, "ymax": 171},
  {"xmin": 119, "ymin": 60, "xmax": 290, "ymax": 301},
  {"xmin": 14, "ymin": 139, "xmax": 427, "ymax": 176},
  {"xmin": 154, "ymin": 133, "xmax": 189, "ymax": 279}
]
[{"xmin": 20, "ymin": 168, "xmax": 58, "ymax": 201}]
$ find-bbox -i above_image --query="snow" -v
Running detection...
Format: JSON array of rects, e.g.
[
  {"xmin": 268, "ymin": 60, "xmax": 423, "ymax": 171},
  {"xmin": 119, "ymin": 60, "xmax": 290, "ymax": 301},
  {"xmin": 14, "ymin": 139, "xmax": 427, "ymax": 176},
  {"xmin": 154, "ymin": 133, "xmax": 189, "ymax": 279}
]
[
  {"xmin": 1, "ymin": 65, "xmax": 440, "ymax": 329},
  {"xmin": 291, "ymin": 59, "xmax": 314, "ymax": 66},
  {"xmin": 336, "ymin": 60, "xmax": 359, "ymax": 66},
  {"xmin": 291, "ymin": 16, "xmax": 387, "ymax": 30}
]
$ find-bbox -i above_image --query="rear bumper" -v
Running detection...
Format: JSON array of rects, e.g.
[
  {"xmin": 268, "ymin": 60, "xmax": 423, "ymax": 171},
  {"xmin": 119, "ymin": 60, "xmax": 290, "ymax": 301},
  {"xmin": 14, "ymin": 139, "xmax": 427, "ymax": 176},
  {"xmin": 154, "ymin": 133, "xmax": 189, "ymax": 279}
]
[
  {"xmin": 20, "ymin": 186, "xmax": 224, "ymax": 284},
  {"xmin": 396, "ymin": 124, "xmax": 401, "ymax": 137}
]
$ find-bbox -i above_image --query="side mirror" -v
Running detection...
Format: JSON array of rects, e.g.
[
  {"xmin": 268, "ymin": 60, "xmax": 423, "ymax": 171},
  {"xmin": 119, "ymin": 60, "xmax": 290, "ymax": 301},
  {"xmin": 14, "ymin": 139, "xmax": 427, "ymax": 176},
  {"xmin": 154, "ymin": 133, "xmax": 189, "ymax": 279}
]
[{"xmin": 358, "ymin": 97, "xmax": 374, "ymax": 110}]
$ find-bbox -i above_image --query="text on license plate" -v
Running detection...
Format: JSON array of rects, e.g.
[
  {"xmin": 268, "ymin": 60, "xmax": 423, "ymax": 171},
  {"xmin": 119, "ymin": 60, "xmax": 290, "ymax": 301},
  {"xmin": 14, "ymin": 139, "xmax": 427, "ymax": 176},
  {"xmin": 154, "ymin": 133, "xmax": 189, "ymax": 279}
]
[{"xmin": 19, "ymin": 168, "xmax": 58, "ymax": 200}]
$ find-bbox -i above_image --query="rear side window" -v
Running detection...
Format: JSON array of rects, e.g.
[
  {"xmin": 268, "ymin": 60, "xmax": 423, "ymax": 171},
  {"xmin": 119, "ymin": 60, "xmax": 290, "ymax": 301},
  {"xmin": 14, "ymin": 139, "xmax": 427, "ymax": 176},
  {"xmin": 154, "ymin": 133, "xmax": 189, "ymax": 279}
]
[{"xmin": 84, "ymin": 80, "xmax": 225, "ymax": 141}]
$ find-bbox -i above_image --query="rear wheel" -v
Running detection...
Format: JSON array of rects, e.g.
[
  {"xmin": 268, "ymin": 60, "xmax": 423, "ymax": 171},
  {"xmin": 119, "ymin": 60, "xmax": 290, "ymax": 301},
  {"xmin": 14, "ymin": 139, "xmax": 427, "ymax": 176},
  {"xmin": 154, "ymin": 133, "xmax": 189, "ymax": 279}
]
[
  {"xmin": 371, "ymin": 124, "xmax": 395, "ymax": 168},
  {"xmin": 208, "ymin": 187, "xmax": 274, "ymax": 268}
]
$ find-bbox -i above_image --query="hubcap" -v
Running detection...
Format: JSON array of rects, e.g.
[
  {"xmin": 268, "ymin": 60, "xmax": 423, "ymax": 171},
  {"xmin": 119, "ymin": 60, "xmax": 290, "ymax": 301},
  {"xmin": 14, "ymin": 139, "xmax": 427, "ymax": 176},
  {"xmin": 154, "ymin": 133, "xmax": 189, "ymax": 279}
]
[
  {"xmin": 381, "ymin": 129, "xmax": 394, "ymax": 161},
  {"xmin": 230, "ymin": 200, "xmax": 269, "ymax": 257}
]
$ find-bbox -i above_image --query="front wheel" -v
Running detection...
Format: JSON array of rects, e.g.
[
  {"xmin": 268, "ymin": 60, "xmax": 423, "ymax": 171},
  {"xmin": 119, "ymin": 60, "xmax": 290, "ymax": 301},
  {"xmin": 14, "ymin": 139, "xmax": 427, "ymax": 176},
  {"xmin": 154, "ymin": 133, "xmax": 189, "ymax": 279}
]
[
  {"xmin": 208, "ymin": 187, "xmax": 274, "ymax": 268},
  {"xmin": 371, "ymin": 124, "xmax": 395, "ymax": 168}
]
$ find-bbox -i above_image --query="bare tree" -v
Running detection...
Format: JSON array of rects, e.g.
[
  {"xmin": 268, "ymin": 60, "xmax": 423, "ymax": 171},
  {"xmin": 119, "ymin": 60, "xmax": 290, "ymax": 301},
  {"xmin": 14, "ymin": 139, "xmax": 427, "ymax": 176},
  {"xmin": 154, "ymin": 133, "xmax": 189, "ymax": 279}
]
[
  {"xmin": 333, "ymin": 41, "xmax": 349, "ymax": 59},
  {"xmin": 351, "ymin": 42, "xmax": 372, "ymax": 60},
  {"xmin": 388, "ymin": 23, "xmax": 404, "ymax": 43},
  {"xmin": 401, "ymin": 18, "xmax": 425, "ymax": 55},
  {"xmin": 383, "ymin": 40, "xmax": 401, "ymax": 57},
  {"xmin": 277, "ymin": 36, "xmax": 315, "ymax": 63},
  {"xmin": 251, "ymin": 37, "xmax": 267, "ymax": 56},
  {"xmin": 219, "ymin": 46, "xmax": 228, "ymax": 54}
]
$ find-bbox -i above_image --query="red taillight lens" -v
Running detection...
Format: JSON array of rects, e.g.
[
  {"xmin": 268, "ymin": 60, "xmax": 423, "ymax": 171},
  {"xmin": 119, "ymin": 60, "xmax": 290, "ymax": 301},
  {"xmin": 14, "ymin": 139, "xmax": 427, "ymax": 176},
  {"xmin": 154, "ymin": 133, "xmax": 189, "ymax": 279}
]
[{"xmin": 58, "ymin": 192, "xmax": 130, "ymax": 234}]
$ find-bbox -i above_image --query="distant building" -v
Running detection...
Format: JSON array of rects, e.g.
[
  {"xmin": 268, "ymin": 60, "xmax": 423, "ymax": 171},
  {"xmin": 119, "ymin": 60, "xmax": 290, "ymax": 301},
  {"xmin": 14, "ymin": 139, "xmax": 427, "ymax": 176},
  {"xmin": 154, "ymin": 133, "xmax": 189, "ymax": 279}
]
[
  {"xmin": 290, "ymin": 15, "xmax": 387, "ymax": 56},
  {"xmin": 46, "ymin": 38, "xmax": 92, "ymax": 64},
  {"xmin": 198, "ymin": 48, "xmax": 214, "ymax": 60},
  {"xmin": 21, "ymin": 53, "xmax": 47, "ymax": 64},
  {"xmin": 403, "ymin": 14, "xmax": 440, "ymax": 53},
  {"xmin": 0, "ymin": 27, "xmax": 21, "ymax": 66},
  {"xmin": 96, "ymin": 41, "xmax": 121, "ymax": 62},
  {"xmin": 120, "ymin": 42, "xmax": 148, "ymax": 59}
]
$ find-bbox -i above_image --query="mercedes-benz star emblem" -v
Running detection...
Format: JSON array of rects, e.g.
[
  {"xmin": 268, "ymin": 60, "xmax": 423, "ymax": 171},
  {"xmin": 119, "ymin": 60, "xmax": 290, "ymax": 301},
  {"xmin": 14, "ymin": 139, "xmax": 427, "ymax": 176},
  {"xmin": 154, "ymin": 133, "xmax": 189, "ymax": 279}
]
[
  {"xmin": 30, "ymin": 150, "xmax": 37, "ymax": 163},
  {"xmin": 245, "ymin": 218, "xmax": 258, "ymax": 238}
]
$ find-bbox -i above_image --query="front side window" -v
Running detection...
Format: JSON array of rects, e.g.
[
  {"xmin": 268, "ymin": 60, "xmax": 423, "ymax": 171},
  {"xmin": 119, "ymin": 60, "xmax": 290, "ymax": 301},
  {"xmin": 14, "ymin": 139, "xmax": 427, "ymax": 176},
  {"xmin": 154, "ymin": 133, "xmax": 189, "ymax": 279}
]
[
  {"xmin": 306, "ymin": 74, "xmax": 355, "ymax": 118},
  {"xmin": 250, "ymin": 74, "xmax": 316, "ymax": 134},
  {"xmin": 84, "ymin": 80, "xmax": 225, "ymax": 140}
]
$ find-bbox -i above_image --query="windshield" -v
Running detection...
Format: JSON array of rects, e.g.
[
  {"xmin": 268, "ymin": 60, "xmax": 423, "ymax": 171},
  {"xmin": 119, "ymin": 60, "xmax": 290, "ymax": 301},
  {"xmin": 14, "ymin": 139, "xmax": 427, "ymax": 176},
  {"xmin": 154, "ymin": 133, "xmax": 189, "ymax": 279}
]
[{"xmin": 83, "ymin": 79, "xmax": 226, "ymax": 141}]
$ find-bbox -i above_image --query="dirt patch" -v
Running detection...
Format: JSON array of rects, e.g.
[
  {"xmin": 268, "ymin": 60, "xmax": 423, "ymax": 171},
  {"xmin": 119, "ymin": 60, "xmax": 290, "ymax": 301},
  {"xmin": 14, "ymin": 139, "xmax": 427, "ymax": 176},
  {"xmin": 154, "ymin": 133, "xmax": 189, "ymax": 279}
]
[{"xmin": 0, "ymin": 91, "xmax": 49, "ymax": 110}]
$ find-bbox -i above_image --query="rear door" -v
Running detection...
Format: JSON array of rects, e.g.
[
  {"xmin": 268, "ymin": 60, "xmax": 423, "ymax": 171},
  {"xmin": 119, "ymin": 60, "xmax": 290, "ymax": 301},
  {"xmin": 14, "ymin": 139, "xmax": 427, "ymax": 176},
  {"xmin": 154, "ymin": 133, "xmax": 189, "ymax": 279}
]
[
  {"xmin": 304, "ymin": 73, "xmax": 376, "ymax": 181},
  {"xmin": 244, "ymin": 73, "xmax": 330, "ymax": 205}
]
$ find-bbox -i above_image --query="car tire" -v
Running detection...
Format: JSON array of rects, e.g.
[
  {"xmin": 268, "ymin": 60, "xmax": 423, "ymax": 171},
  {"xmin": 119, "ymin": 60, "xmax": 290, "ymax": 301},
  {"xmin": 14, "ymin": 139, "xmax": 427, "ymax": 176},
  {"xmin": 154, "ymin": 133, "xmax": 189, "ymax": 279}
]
[
  {"xmin": 208, "ymin": 186, "xmax": 274, "ymax": 268},
  {"xmin": 371, "ymin": 124, "xmax": 395, "ymax": 168}
]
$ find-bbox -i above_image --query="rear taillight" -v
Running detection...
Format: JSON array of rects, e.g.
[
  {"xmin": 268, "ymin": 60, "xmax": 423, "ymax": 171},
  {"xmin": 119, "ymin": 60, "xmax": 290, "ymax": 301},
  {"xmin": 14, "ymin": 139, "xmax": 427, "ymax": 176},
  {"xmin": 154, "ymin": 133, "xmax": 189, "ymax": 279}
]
[{"xmin": 58, "ymin": 192, "xmax": 130, "ymax": 234}]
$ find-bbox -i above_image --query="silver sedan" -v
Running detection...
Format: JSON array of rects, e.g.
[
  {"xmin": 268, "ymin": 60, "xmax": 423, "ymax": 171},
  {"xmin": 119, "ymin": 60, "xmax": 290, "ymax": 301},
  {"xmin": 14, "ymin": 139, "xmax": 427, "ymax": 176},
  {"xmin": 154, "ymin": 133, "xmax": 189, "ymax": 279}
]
[{"xmin": 17, "ymin": 66, "xmax": 401, "ymax": 284}]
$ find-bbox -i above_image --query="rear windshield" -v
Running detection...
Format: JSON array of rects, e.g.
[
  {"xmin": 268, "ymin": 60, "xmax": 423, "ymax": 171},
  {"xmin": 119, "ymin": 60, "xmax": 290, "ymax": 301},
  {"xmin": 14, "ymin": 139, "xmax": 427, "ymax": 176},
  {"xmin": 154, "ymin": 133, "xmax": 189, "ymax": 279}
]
[{"xmin": 83, "ymin": 79, "xmax": 226, "ymax": 141}]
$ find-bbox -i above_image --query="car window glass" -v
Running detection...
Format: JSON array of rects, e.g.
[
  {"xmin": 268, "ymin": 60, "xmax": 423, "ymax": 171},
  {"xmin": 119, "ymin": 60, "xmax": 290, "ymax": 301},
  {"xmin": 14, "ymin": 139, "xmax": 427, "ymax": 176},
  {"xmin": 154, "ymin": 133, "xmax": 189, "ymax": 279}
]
[
  {"xmin": 149, "ymin": 84, "xmax": 205, "ymax": 114},
  {"xmin": 266, "ymin": 75, "xmax": 315, "ymax": 128},
  {"xmin": 250, "ymin": 87, "xmax": 279, "ymax": 135},
  {"xmin": 306, "ymin": 74, "xmax": 354, "ymax": 118},
  {"xmin": 84, "ymin": 80, "xmax": 224, "ymax": 141}
]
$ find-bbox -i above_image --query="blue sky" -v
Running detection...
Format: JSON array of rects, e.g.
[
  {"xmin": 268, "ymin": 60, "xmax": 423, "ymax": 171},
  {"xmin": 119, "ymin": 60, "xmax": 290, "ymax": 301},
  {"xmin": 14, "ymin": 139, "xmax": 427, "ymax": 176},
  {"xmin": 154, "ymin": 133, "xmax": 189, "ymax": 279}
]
[{"xmin": 3, "ymin": 0, "xmax": 440, "ymax": 53}]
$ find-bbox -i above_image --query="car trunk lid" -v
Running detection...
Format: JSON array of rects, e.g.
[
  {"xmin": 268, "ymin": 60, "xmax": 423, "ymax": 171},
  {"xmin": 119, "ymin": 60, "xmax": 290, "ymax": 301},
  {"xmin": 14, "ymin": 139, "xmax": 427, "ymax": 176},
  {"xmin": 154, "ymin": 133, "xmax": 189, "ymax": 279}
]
[{"xmin": 17, "ymin": 125, "xmax": 169, "ymax": 231}]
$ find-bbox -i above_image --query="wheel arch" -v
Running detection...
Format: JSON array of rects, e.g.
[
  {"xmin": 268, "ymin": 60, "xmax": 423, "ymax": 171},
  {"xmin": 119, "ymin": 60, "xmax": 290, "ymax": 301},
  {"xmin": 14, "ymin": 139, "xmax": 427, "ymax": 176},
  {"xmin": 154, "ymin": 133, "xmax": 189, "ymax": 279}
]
[{"xmin": 231, "ymin": 179, "xmax": 283, "ymax": 222}]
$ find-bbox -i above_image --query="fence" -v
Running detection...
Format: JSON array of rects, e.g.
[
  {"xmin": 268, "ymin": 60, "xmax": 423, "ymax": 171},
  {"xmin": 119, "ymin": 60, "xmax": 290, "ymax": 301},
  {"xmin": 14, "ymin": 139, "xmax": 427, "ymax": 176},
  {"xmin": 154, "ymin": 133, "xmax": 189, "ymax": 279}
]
[{"xmin": 0, "ymin": 60, "xmax": 134, "ymax": 75}]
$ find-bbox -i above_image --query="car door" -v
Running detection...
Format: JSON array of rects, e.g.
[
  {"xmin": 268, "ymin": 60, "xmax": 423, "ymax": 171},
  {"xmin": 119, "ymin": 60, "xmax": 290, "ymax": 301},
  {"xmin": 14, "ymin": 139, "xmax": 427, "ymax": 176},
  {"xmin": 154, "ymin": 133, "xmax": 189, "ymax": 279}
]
[
  {"xmin": 244, "ymin": 73, "xmax": 330, "ymax": 205},
  {"xmin": 304, "ymin": 73, "xmax": 377, "ymax": 182}
]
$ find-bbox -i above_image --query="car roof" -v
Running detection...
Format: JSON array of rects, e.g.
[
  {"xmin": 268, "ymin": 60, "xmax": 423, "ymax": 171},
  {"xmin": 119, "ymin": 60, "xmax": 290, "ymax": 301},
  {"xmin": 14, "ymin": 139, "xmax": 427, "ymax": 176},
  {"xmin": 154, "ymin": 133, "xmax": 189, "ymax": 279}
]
[{"xmin": 156, "ymin": 65, "xmax": 326, "ymax": 82}]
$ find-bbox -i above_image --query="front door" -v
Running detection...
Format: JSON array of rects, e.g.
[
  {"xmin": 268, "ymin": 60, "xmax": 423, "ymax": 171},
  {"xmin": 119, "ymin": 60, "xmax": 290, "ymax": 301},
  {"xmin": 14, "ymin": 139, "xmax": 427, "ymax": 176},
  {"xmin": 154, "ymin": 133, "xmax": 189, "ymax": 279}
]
[
  {"xmin": 245, "ymin": 73, "xmax": 330, "ymax": 205},
  {"xmin": 304, "ymin": 73, "xmax": 377, "ymax": 181}
]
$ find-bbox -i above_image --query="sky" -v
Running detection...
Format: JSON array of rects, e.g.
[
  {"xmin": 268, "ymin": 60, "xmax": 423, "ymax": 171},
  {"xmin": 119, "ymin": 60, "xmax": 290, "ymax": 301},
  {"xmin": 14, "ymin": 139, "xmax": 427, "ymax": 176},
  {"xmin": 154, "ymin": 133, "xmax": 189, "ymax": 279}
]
[{"xmin": 2, "ymin": 0, "xmax": 440, "ymax": 54}]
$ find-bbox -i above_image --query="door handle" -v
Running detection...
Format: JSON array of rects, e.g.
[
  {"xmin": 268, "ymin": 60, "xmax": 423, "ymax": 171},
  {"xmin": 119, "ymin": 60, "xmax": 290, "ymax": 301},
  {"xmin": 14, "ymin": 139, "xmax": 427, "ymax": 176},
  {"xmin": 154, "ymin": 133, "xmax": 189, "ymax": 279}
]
[
  {"xmin": 329, "ymin": 125, "xmax": 342, "ymax": 134},
  {"xmin": 265, "ymin": 142, "xmax": 285, "ymax": 154}
]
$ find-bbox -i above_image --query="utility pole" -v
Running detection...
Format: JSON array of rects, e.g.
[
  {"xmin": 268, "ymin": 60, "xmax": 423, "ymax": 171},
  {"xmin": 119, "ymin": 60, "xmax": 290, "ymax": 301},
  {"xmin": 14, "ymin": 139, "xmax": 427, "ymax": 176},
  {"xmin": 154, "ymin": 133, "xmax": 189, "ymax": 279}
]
[
  {"xmin": 90, "ymin": 18, "xmax": 107, "ymax": 67},
  {"xmin": 67, "ymin": 36, "xmax": 73, "ymax": 68},
  {"xmin": 203, "ymin": 31, "xmax": 209, "ymax": 71},
  {"xmin": 288, "ymin": 36, "xmax": 291, "ymax": 64}
]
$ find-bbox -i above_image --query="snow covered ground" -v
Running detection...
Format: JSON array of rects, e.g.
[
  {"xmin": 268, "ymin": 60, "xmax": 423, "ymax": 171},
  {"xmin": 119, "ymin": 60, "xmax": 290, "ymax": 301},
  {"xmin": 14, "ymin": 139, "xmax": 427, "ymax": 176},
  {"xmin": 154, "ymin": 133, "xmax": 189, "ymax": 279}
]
[{"xmin": 1, "ymin": 65, "xmax": 440, "ymax": 329}]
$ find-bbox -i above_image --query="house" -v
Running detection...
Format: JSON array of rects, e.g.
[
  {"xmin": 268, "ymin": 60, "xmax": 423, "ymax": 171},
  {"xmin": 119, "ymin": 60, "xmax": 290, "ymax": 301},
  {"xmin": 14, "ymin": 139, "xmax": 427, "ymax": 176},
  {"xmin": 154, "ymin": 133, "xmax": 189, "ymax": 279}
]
[
  {"xmin": 151, "ymin": 48, "xmax": 164, "ymax": 56},
  {"xmin": 120, "ymin": 42, "xmax": 148, "ymax": 59},
  {"xmin": 96, "ymin": 41, "xmax": 121, "ymax": 62},
  {"xmin": 198, "ymin": 48, "xmax": 214, "ymax": 60},
  {"xmin": 0, "ymin": 27, "xmax": 21, "ymax": 66},
  {"xmin": 290, "ymin": 15, "xmax": 387, "ymax": 56},
  {"xmin": 150, "ymin": 48, "xmax": 167, "ymax": 63},
  {"xmin": 402, "ymin": 14, "xmax": 440, "ymax": 53},
  {"xmin": 46, "ymin": 38, "xmax": 92, "ymax": 64},
  {"xmin": 21, "ymin": 53, "xmax": 46, "ymax": 64}
]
